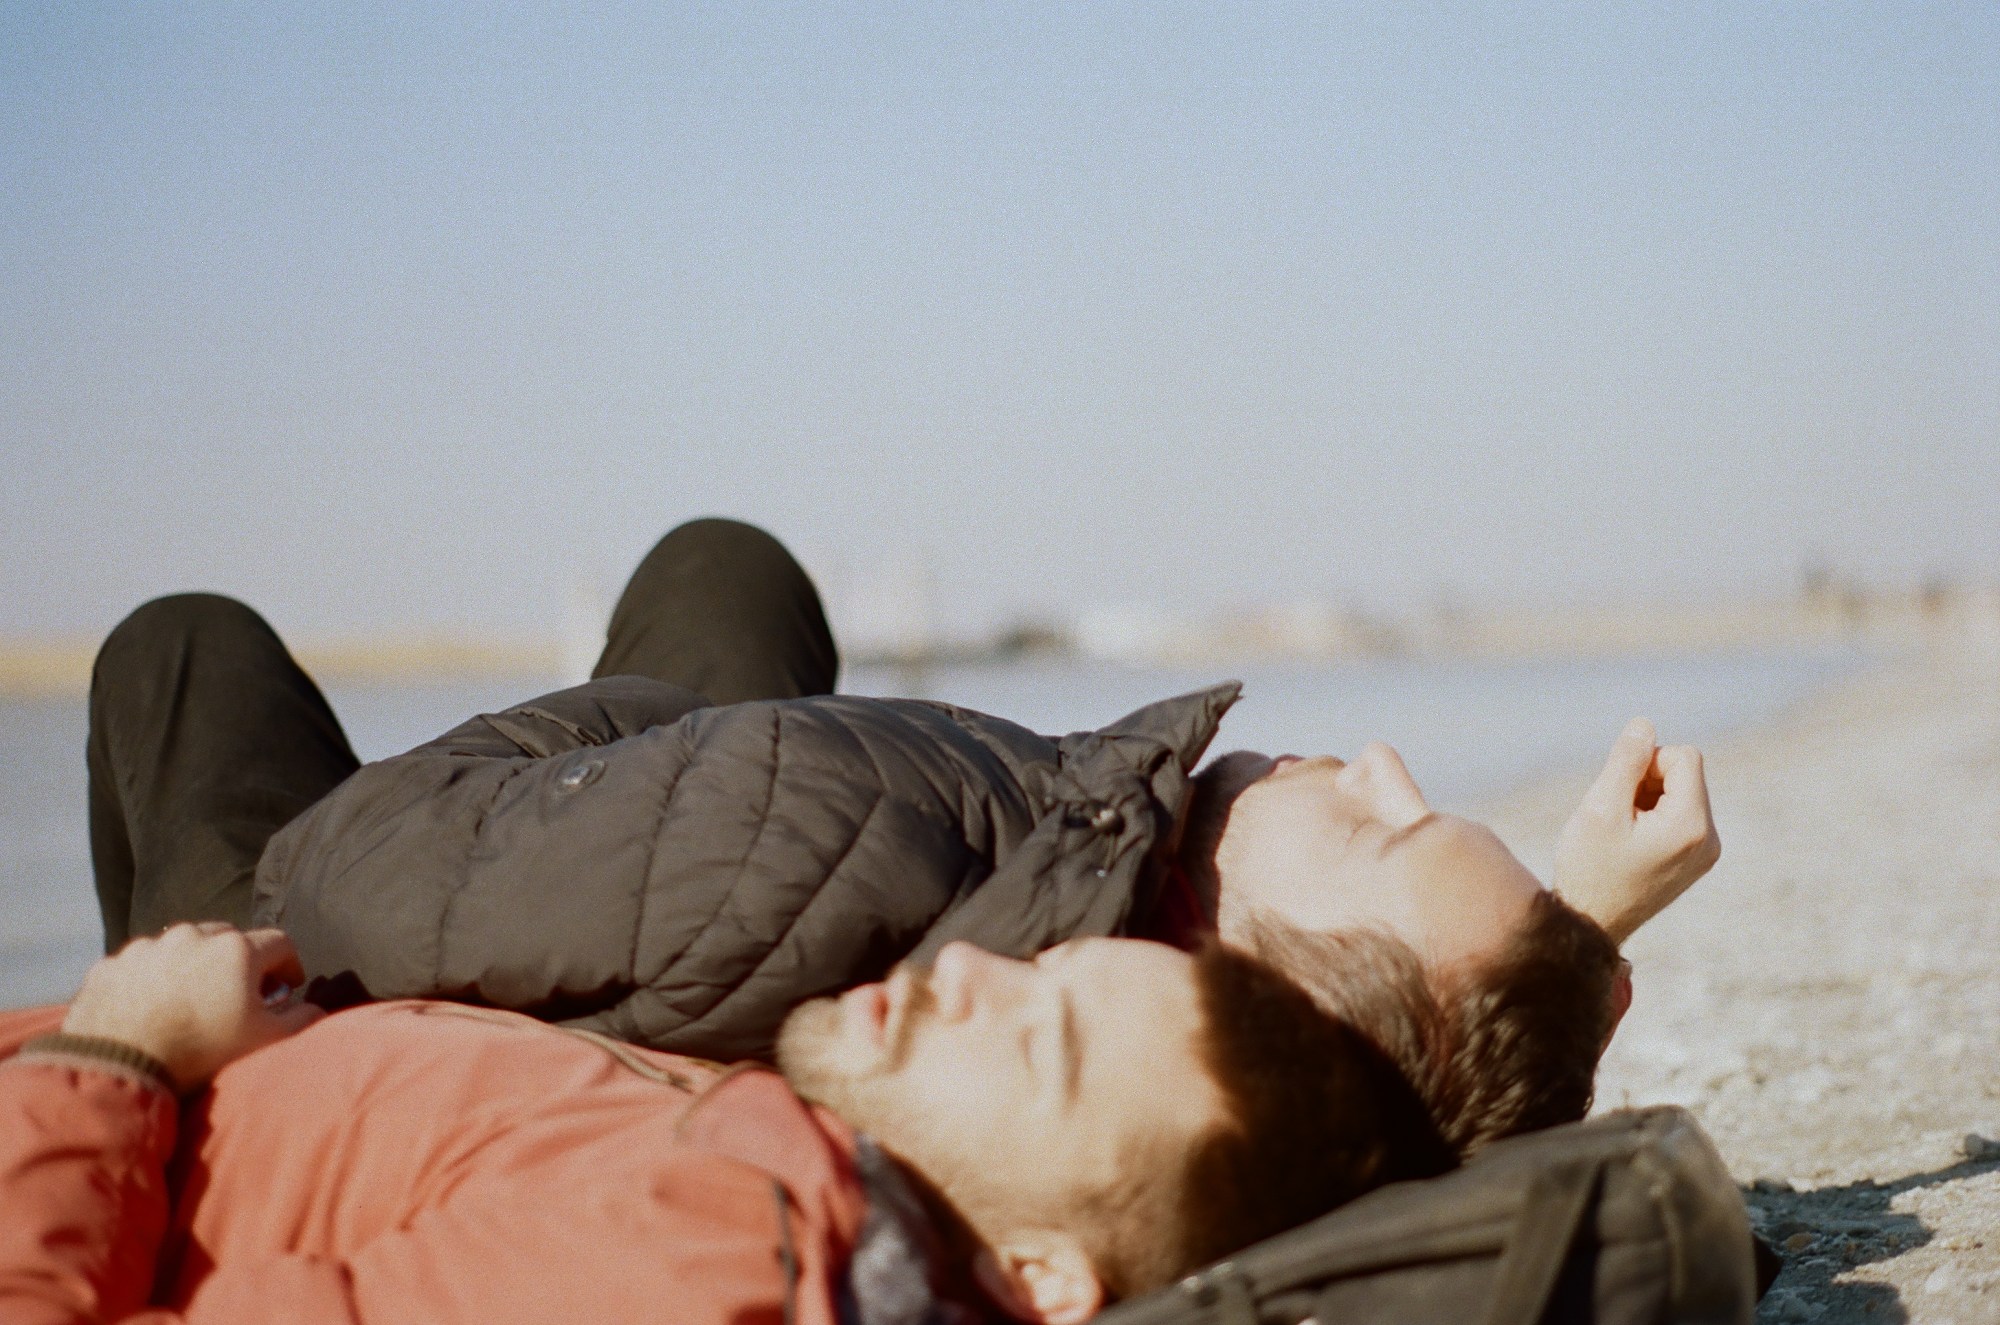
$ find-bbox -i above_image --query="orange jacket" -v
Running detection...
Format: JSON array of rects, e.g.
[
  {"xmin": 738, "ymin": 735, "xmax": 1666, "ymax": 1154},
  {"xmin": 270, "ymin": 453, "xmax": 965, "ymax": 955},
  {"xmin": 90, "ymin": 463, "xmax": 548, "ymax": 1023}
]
[{"xmin": 0, "ymin": 1001, "xmax": 871, "ymax": 1325}]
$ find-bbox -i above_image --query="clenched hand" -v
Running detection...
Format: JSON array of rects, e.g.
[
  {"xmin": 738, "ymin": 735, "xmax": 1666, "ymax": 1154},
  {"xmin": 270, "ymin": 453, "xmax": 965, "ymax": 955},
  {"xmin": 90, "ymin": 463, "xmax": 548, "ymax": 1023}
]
[
  {"xmin": 1555, "ymin": 718, "xmax": 1722, "ymax": 946},
  {"xmin": 62, "ymin": 922, "xmax": 325, "ymax": 1090}
]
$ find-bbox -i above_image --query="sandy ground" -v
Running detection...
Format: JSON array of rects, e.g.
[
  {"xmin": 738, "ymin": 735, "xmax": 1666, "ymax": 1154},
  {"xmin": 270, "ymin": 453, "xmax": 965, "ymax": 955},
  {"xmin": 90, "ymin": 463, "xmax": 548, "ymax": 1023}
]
[{"xmin": 1479, "ymin": 646, "xmax": 2000, "ymax": 1324}]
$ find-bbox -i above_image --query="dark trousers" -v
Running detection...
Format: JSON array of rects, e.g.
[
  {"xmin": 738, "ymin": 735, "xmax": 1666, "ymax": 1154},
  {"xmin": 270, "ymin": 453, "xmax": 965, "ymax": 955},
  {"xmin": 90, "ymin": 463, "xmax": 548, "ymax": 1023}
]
[{"xmin": 87, "ymin": 519, "xmax": 839, "ymax": 951}]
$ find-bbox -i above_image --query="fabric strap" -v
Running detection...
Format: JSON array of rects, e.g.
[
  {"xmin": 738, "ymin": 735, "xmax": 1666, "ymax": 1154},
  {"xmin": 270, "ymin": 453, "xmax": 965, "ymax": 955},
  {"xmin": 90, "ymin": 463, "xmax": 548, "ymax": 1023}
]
[{"xmin": 1480, "ymin": 1158, "xmax": 1603, "ymax": 1325}]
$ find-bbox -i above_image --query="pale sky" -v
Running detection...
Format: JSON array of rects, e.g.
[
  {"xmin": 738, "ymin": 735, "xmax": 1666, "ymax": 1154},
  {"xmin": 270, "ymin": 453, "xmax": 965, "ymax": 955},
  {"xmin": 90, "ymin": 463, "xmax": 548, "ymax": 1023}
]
[{"xmin": 4, "ymin": 3, "xmax": 1995, "ymax": 646}]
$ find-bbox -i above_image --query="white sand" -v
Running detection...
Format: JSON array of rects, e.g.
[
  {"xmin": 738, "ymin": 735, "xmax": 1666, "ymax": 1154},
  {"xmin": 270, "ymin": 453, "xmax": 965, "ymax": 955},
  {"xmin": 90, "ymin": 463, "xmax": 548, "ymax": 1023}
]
[{"xmin": 1481, "ymin": 647, "xmax": 2000, "ymax": 1324}]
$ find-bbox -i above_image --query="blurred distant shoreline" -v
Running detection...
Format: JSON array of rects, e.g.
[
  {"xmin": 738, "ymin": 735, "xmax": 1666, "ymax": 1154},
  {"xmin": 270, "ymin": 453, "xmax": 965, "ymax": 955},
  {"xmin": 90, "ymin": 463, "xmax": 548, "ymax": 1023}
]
[{"xmin": 4, "ymin": 578, "xmax": 1996, "ymax": 699}]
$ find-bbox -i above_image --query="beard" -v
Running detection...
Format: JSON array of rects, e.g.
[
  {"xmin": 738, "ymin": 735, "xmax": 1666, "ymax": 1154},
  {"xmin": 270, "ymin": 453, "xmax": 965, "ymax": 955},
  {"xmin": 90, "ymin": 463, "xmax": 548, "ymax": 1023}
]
[
  {"xmin": 775, "ymin": 966, "xmax": 936, "ymax": 1119},
  {"xmin": 775, "ymin": 969, "xmax": 1027, "ymax": 1249},
  {"xmin": 773, "ymin": 995, "xmax": 854, "ymax": 1111}
]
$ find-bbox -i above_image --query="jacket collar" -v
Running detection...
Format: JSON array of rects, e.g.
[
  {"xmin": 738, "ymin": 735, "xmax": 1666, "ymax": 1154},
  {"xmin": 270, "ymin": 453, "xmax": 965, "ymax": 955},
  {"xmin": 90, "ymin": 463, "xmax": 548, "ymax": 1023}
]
[
  {"xmin": 679, "ymin": 1073, "xmax": 985, "ymax": 1325},
  {"xmin": 910, "ymin": 682, "xmax": 1243, "ymax": 966},
  {"xmin": 1091, "ymin": 681, "xmax": 1241, "ymax": 775},
  {"xmin": 844, "ymin": 1136, "xmax": 984, "ymax": 1325}
]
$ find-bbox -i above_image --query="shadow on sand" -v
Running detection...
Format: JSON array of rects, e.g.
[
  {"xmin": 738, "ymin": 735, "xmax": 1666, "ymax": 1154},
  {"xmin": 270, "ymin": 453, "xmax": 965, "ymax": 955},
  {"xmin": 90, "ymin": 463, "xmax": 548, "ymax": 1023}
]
[{"xmin": 1743, "ymin": 1148, "xmax": 2000, "ymax": 1323}]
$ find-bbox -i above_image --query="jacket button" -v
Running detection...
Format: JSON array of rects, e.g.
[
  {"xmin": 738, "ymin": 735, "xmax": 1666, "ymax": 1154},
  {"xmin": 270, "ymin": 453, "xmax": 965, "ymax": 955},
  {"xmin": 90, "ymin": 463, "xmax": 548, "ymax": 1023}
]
[
  {"xmin": 556, "ymin": 759, "xmax": 604, "ymax": 792},
  {"xmin": 1089, "ymin": 805, "xmax": 1123, "ymax": 834}
]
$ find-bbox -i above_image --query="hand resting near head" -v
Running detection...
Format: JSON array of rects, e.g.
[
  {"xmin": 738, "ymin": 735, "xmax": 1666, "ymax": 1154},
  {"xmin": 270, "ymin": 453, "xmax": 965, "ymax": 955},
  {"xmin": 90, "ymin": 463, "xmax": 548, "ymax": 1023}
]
[{"xmin": 1554, "ymin": 718, "xmax": 1722, "ymax": 947}]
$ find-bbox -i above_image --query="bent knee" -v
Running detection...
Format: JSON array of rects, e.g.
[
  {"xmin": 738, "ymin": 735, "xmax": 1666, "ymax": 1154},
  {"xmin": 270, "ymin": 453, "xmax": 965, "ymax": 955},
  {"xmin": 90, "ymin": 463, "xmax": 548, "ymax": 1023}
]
[
  {"xmin": 96, "ymin": 594, "xmax": 280, "ymax": 682},
  {"xmin": 656, "ymin": 517, "xmax": 797, "ymax": 564}
]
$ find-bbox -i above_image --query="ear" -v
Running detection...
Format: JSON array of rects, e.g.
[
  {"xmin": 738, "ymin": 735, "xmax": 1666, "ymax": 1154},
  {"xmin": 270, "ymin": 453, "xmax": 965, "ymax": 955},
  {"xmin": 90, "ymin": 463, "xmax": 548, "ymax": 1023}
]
[{"xmin": 971, "ymin": 1232, "xmax": 1105, "ymax": 1325}]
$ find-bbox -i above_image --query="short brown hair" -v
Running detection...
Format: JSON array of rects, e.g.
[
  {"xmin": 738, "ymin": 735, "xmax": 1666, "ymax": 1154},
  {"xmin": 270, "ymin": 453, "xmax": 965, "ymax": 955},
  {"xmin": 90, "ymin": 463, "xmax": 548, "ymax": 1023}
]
[
  {"xmin": 1245, "ymin": 891, "xmax": 1620, "ymax": 1155},
  {"xmin": 1086, "ymin": 942, "xmax": 1458, "ymax": 1297}
]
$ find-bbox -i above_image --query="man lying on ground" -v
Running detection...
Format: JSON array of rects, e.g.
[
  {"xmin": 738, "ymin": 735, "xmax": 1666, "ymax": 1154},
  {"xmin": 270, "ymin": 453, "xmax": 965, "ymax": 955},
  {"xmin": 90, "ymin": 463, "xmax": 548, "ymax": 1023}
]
[
  {"xmin": 83, "ymin": 519, "xmax": 1718, "ymax": 1158},
  {"xmin": 1183, "ymin": 712, "xmax": 1717, "ymax": 1151},
  {"xmin": 0, "ymin": 923, "xmax": 1451, "ymax": 1325}
]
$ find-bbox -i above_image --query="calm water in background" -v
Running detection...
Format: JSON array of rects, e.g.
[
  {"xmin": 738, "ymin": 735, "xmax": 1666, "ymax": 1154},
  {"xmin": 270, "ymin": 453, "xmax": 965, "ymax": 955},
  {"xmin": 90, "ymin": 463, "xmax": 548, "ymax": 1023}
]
[{"xmin": 0, "ymin": 646, "xmax": 1867, "ymax": 1008}]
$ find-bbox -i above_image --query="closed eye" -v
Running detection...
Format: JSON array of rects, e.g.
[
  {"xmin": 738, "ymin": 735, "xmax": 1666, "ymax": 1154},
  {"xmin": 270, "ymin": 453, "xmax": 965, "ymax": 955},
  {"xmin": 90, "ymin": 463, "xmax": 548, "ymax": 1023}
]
[
  {"xmin": 1022, "ymin": 1002, "xmax": 1073, "ymax": 1106},
  {"xmin": 1058, "ymin": 990, "xmax": 1079, "ymax": 1105}
]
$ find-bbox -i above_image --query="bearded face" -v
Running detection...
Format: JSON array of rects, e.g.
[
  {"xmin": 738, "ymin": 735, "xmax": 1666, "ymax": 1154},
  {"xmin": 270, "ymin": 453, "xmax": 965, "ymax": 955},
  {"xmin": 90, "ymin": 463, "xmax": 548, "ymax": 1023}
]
[{"xmin": 774, "ymin": 940, "xmax": 1222, "ymax": 1246}]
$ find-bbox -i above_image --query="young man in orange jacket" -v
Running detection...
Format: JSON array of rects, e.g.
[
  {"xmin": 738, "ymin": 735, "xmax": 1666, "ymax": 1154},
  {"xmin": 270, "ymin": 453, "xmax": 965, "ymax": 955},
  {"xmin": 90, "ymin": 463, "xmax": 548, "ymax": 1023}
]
[{"xmin": 0, "ymin": 922, "xmax": 1451, "ymax": 1325}]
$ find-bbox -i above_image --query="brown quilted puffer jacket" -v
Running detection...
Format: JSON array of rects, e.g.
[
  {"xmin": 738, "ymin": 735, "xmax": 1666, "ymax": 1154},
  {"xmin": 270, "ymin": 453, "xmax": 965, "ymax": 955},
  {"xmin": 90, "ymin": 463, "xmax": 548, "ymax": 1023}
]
[{"xmin": 253, "ymin": 675, "xmax": 1238, "ymax": 1060}]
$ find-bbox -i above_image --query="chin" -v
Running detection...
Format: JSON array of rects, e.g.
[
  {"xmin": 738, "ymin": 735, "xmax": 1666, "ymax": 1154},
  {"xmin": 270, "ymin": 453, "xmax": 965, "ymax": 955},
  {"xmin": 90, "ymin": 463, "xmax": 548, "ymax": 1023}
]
[{"xmin": 773, "ymin": 995, "xmax": 849, "ymax": 1106}]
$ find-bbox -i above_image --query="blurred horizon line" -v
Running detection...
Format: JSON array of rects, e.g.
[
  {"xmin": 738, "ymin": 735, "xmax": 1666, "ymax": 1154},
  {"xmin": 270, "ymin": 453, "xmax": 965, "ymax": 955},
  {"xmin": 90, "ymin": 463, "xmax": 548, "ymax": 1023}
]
[{"xmin": 4, "ymin": 578, "xmax": 1994, "ymax": 699}]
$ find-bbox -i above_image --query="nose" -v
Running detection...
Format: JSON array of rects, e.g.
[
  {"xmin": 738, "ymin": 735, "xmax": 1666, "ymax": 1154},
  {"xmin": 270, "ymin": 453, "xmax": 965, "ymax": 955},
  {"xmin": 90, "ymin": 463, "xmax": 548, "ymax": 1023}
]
[
  {"xmin": 1338, "ymin": 742, "xmax": 1431, "ymax": 829},
  {"xmin": 928, "ymin": 941, "xmax": 1031, "ymax": 1022}
]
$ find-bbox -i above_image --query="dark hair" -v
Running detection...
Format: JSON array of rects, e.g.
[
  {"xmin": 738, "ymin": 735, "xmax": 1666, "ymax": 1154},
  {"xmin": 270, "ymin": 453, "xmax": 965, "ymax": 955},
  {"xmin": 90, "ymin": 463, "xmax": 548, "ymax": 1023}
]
[
  {"xmin": 1088, "ymin": 942, "xmax": 1458, "ymax": 1297},
  {"xmin": 1245, "ymin": 891, "xmax": 1621, "ymax": 1156}
]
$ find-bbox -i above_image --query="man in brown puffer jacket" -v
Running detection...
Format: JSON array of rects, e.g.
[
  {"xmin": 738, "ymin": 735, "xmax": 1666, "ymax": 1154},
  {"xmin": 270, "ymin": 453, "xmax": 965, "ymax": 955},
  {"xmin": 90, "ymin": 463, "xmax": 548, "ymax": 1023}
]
[
  {"xmin": 86, "ymin": 519, "xmax": 1717, "ymax": 1150},
  {"xmin": 90, "ymin": 520, "xmax": 1239, "ymax": 1063}
]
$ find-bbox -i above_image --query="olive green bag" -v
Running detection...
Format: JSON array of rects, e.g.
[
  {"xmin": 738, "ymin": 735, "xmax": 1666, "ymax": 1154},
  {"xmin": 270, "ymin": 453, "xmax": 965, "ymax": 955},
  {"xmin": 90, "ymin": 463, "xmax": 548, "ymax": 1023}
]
[{"xmin": 1096, "ymin": 1107, "xmax": 1762, "ymax": 1325}]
